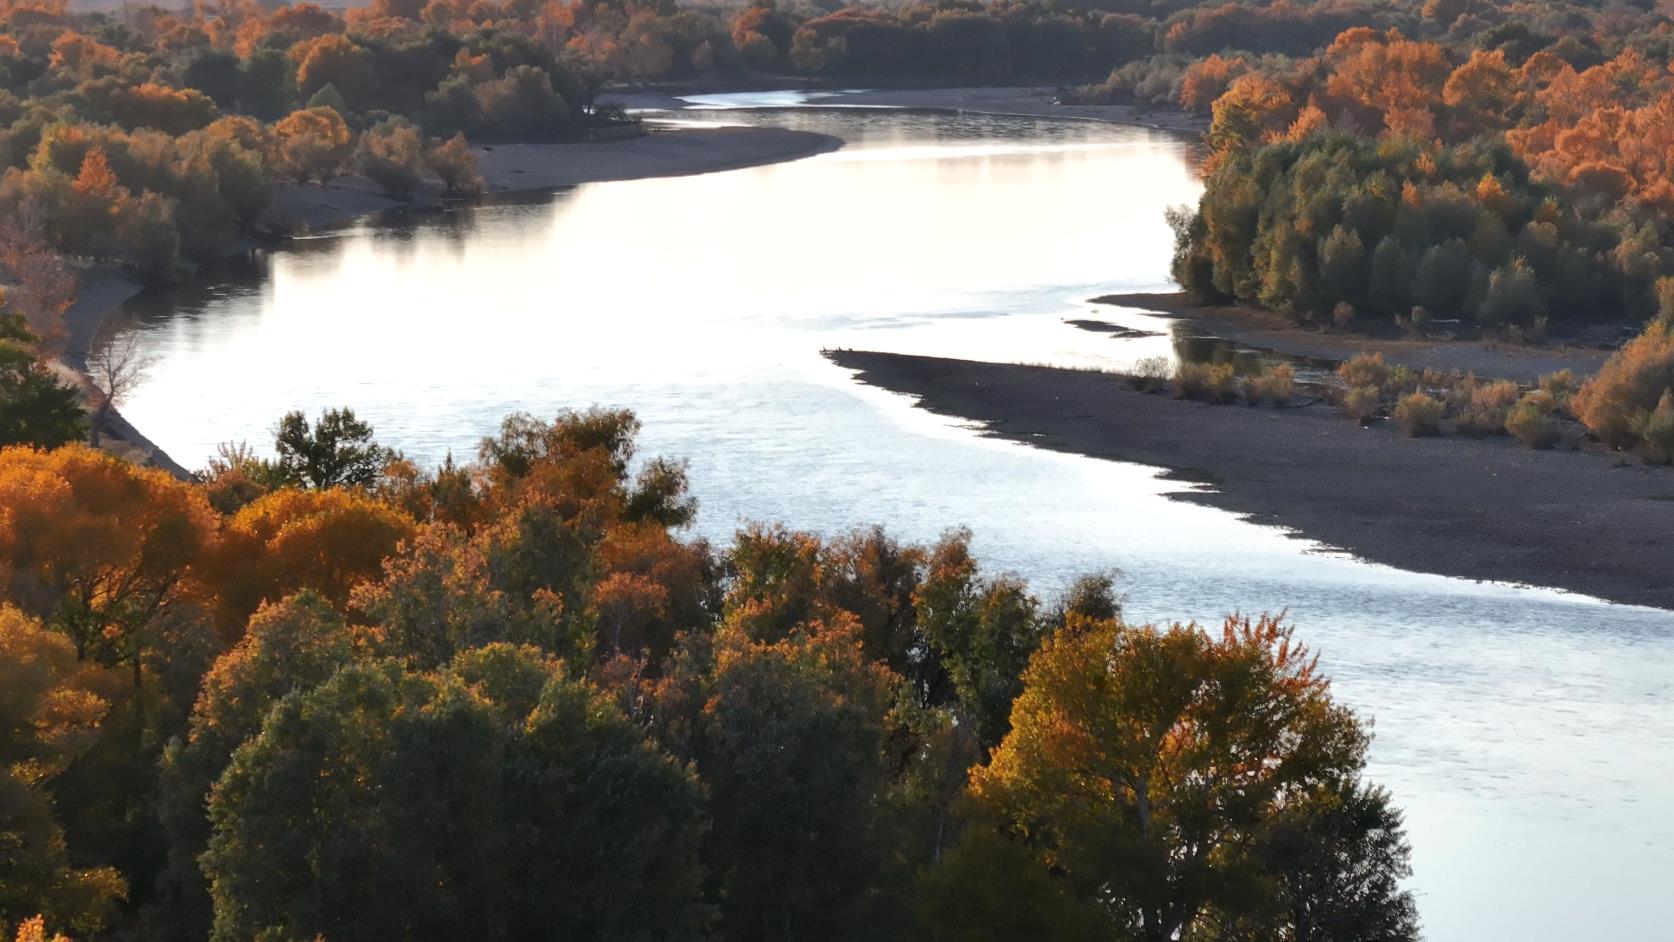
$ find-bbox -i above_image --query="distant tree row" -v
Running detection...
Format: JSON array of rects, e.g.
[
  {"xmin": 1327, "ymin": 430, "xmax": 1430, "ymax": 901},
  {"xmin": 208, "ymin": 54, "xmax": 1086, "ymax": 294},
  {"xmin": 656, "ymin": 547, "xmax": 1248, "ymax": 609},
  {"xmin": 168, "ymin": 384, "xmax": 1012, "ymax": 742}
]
[
  {"xmin": 1171, "ymin": 132, "xmax": 1670, "ymax": 328},
  {"xmin": 0, "ymin": 408, "xmax": 1420, "ymax": 942}
]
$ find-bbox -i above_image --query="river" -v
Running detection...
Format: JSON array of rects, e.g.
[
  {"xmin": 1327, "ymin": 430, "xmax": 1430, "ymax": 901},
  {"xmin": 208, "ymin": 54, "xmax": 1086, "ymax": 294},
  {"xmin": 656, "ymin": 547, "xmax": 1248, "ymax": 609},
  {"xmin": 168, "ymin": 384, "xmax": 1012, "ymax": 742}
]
[{"xmin": 111, "ymin": 94, "xmax": 1674, "ymax": 940}]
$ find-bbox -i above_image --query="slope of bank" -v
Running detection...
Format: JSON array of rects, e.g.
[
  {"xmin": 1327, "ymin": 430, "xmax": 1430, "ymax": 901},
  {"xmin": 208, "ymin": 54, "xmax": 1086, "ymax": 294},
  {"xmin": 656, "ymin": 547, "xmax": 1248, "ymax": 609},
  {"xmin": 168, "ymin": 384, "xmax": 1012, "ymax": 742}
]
[
  {"xmin": 829, "ymin": 349, "xmax": 1674, "ymax": 610},
  {"xmin": 1098, "ymin": 291, "xmax": 1616, "ymax": 382}
]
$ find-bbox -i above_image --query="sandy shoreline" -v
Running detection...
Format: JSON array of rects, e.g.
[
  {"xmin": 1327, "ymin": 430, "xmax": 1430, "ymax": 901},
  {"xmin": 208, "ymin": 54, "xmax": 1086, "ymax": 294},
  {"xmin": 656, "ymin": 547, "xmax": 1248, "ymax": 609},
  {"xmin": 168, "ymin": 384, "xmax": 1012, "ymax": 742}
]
[
  {"xmin": 1099, "ymin": 291, "xmax": 1616, "ymax": 382},
  {"xmin": 60, "ymin": 123, "xmax": 842, "ymax": 474},
  {"xmin": 612, "ymin": 84, "xmax": 1207, "ymax": 135},
  {"xmin": 828, "ymin": 349, "xmax": 1674, "ymax": 611}
]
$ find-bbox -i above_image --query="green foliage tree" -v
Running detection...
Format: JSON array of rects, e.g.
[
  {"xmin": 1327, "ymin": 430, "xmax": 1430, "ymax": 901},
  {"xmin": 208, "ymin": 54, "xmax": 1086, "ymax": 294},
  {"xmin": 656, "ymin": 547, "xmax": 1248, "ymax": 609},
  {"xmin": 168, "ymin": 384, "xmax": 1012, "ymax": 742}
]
[
  {"xmin": 271, "ymin": 406, "xmax": 398, "ymax": 489},
  {"xmin": 201, "ymin": 649, "xmax": 709, "ymax": 942},
  {"xmin": 0, "ymin": 311, "xmax": 83, "ymax": 448}
]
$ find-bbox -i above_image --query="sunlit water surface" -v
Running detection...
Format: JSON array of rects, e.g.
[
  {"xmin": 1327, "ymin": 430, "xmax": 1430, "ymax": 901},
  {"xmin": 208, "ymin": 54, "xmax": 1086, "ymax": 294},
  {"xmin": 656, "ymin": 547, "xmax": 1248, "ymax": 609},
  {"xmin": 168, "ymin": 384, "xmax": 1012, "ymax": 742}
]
[{"xmin": 114, "ymin": 97, "xmax": 1674, "ymax": 941}]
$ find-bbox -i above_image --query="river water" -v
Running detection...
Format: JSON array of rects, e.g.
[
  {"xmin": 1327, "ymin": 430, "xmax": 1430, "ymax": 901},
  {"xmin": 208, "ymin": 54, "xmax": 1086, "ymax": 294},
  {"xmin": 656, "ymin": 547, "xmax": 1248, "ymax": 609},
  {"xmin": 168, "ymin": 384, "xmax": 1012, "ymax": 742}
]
[{"xmin": 114, "ymin": 95, "xmax": 1673, "ymax": 940}]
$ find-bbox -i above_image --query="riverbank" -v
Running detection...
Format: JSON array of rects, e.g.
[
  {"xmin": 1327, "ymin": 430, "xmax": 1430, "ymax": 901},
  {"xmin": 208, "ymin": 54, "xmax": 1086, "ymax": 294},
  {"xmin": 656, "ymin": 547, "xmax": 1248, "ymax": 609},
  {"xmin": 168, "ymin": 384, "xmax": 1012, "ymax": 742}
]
[
  {"xmin": 828, "ymin": 349, "xmax": 1674, "ymax": 610},
  {"xmin": 610, "ymin": 84, "xmax": 1207, "ymax": 135},
  {"xmin": 259, "ymin": 123, "xmax": 842, "ymax": 234},
  {"xmin": 60, "ymin": 123, "xmax": 841, "ymax": 474},
  {"xmin": 1098, "ymin": 291, "xmax": 1617, "ymax": 382}
]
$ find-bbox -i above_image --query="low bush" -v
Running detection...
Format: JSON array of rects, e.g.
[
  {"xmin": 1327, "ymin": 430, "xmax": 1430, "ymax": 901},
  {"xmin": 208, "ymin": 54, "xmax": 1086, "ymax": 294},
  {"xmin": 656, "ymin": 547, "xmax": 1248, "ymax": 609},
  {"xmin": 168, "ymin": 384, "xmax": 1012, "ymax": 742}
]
[
  {"xmin": 1574, "ymin": 325, "xmax": 1674, "ymax": 450},
  {"xmin": 1455, "ymin": 380, "xmax": 1519, "ymax": 438},
  {"xmin": 1338, "ymin": 352, "xmax": 1389, "ymax": 391},
  {"xmin": 1342, "ymin": 385, "xmax": 1381, "ymax": 425},
  {"xmin": 1244, "ymin": 363, "xmax": 1293, "ymax": 407},
  {"xmin": 1173, "ymin": 362, "xmax": 1238, "ymax": 403},
  {"xmin": 1632, "ymin": 392, "xmax": 1674, "ymax": 464},
  {"xmin": 1538, "ymin": 369, "xmax": 1580, "ymax": 414},
  {"xmin": 1124, "ymin": 355, "xmax": 1172, "ymax": 393},
  {"xmin": 1506, "ymin": 391, "xmax": 1562, "ymax": 449},
  {"xmin": 1393, "ymin": 392, "xmax": 1442, "ymax": 437}
]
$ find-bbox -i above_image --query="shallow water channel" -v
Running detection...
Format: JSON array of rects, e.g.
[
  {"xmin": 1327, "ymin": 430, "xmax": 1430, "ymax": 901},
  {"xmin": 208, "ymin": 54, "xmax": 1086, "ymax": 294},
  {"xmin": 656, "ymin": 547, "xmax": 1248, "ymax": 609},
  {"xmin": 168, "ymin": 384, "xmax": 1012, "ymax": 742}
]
[{"xmin": 112, "ymin": 94, "xmax": 1674, "ymax": 940}]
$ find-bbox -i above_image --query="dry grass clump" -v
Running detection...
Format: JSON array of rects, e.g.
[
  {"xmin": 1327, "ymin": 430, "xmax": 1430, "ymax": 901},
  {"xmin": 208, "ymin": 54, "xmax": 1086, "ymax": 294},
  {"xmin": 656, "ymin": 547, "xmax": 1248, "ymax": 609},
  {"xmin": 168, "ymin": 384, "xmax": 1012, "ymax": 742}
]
[
  {"xmin": 1454, "ymin": 379, "xmax": 1519, "ymax": 438},
  {"xmin": 1538, "ymin": 369, "xmax": 1580, "ymax": 413},
  {"xmin": 1173, "ymin": 362, "xmax": 1239, "ymax": 403},
  {"xmin": 1337, "ymin": 352, "xmax": 1389, "ymax": 390},
  {"xmin": 1506, "ymin": 390, "xmax": 1562, "ymax": 449},
  {"xmin": 1574, "ymin": 325, "xmax": 1674, "ymax": 450},
  {"xmin": 1632, "ymin": 392, "xmax": 1674, "ymax": 464},
  {"xmin": 1393, "ymin": 392, "xmax": 1443, "ymax": 437},
  {"xmin": 1341, "ymin": 385, "xmax": 1381, "ymax": 425},
  {"xmin": 1123, "ymin": 355, "xmax": 1172, "ymax": 393},
  {"xmin": 1244, "ymin": 363, "xmax": 1294, "ymax": 407}
]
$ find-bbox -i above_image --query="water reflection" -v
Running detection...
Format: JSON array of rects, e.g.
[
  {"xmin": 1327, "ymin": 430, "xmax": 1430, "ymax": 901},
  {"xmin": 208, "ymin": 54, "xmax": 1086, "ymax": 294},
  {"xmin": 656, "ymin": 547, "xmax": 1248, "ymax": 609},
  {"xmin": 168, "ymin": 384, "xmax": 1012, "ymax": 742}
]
[{"xmin": 113, "ymin": 104, "xmax": 1674, "ymax": 942}]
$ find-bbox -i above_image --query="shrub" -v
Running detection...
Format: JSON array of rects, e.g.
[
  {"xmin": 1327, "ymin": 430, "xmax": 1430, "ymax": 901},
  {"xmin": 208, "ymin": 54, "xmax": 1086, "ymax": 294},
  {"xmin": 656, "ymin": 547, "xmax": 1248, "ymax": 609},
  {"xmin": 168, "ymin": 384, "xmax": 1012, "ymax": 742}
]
[
  {"xmin": 1342, "ymin": 384, "xmax": 1381, "ymax": 424},
  {"xmin": 1505, "ymin": 391, "xmax": 1561, "ymax": 449},
  {"xmin": 1393, "ymin": 392, "xmax": 1443, "ymax": 437},
  {"xmin": 1538, "ymin": 369, "xmax": 1580, "ymax": 412},
  {"xmin": 1455, "ymin": 379, "xmax": 1519, "ymax": 437},
  {"xmin": 1124, "ymin": 355, "xmax": 1172, "ymax": 393},
  {"xmin": 1244, "ymin": 363, "xmax": 1294, "ymax": 407},
  {"xmin": 1338, "ymin": 352, "xmax": 1389, "ymax": 391},
  {"xmin": 1632, "ymin": 392, "xmax": 1674, "ymax": 464},
  {"xmin": 1173, "ymin": 362, "xmax": 1238, "ymax": 403},
  {"xmin": 1574, "ymin": 325, "xmax": 1674, "ymax": 450}
]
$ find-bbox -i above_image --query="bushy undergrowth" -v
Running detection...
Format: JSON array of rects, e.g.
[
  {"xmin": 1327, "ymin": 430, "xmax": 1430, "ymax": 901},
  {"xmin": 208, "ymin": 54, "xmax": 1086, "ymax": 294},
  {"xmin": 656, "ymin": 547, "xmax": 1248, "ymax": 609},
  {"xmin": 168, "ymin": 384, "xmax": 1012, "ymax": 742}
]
[
  {"xmin": 1173, "ymin": 362, "xmax": 1239, "ymax": 403},
  {"xmin": 1575, "ymin": 326, "xmax": 1674, "ymax": 451},
  {"xmin": 1244, "ymin": 363, "xmax": 1294, "ymax": 407},
  {"xmin": 1393, "ymin": 393, "xmax": 1442, "ymax": 437},
  {"xmin": 1506, "ymin": 391, "xmax": 1562, "ymax": 449}
]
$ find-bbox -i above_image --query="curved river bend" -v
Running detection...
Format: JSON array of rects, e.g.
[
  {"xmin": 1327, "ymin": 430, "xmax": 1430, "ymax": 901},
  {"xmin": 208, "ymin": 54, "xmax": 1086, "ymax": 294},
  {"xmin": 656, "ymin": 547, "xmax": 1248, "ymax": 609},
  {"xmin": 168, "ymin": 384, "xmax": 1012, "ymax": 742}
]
[{"xmin": 113, "ymin": 97, "xmax": 1674, "ymax": 941}]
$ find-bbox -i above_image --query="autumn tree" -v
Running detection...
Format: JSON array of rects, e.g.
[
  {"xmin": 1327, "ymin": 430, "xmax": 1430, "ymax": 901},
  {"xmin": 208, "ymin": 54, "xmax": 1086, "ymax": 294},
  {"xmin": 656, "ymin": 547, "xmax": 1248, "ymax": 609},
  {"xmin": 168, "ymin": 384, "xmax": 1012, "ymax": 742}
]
[
  {"xmin": 271, "ymin": 106, "xmax": 352, "ymax": 184},
  {"xmin": 964, "ymin": 614, "xmax": 1415, "ymax": 942},
  {"xmin": 356, "ymin": 117, "xmax": 425, "ymax": 198},
  {"xmin": 0, "ymin": 446, "xmax": 216, "ymax": 700},
  {"xmin": 209, "ymin": 487, "xmax": 416, "ymax": 634},
  {"xmin": 0, "ymin": 608, "xmax": 125, "ymax": 936},
  {"xmin": 292, "ymin": 34, "xmax": 374, "ymax": 111}
]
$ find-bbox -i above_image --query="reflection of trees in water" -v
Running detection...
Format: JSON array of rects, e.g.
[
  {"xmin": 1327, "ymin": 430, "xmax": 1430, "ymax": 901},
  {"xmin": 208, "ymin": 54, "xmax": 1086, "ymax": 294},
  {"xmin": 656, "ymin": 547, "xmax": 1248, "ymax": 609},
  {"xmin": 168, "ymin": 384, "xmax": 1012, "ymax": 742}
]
[{"xmin": 1170, "ymin": 323, "xmax": 1337, "ymax": 382}]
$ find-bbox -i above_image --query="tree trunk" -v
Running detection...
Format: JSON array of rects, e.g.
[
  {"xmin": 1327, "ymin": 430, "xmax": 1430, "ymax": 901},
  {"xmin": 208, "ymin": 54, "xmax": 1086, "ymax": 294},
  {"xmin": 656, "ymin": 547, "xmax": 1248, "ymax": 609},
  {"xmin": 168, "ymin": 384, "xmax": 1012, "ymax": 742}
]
[{"xmin": 90, "ymin": 400, "xmax": 109, "ymax": 447}]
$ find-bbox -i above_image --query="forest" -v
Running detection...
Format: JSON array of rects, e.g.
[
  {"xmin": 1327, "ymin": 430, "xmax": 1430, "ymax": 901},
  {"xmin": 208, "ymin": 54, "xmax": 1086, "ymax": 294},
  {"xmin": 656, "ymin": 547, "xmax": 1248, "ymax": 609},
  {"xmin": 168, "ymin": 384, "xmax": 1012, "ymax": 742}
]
[
  {"xmin": 0, "ymin": 408, "xmax": 1417, "ymax": 941},
  {"xmin": 6, "ymin": 0, "xmax": 1674, "ymax": 937}
]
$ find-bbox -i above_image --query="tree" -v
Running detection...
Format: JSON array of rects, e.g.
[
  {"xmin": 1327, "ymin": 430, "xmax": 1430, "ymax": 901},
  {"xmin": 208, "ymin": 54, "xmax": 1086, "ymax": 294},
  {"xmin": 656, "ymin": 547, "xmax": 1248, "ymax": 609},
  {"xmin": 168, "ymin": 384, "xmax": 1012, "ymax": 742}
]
[
  {"xmin": 0, "ymin": 607, "xmax": 125, "ymax": 935},
  {"xmin": 970, "ymin": 614, "xmax": 1409, "ymax": 942},
  {"xmin": 201, "ymin": 651, "xmax": 709, "ymax": 942},
  {"xmin": 293, "ymin": 35, "xmax": 374, "ymax": 111},
  {"xmin": 0, "ymin": 310, "xmax": 85, "ymax": 448},
  {"xmin": 424, "ymin": 133, "xmax": 483, "ymax": 196},
  {"xmin": 209, "ymin": 487, "xmax": 416, "ymax": 634},
  {"xmin": 84, "ymin": 331, "xmax": 156, "ymax": 448},
  {"xmin": 153, "ymin": 593, "xmax": 360, "ymax": 942},
  {"xmin": 1256, "ymin": 780, "xmax": 1419, "ymax": 942},
  {"xmin": 356, "ymin": 118, "xmax": 425, "ymax": 199},
  {"xmin": 915, "ymin": 529, "xmax": 1043, "ymax": 752},
  {"xmin": 0, "ymin": 446, "xmax": 216, "ymax": 698},
  {"xmin": 271, "ymin": 106, "xmax": 353, "ymax": 184},
  {"xmin": 652, "ymin": 621, "xmax": 907, "ymax": 941},
  {"xmin": 271, "ymin": 406, "xmax": 397, "ymax": 489}
]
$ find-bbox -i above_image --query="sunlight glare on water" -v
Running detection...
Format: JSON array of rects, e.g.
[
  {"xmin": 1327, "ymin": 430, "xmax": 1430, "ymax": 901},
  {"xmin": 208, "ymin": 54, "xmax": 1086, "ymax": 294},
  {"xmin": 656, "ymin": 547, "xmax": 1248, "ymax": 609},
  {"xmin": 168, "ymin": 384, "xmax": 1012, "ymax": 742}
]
[{"xmin": 114, "ymin": 98, "xmax": 1674, "ymax": 941}]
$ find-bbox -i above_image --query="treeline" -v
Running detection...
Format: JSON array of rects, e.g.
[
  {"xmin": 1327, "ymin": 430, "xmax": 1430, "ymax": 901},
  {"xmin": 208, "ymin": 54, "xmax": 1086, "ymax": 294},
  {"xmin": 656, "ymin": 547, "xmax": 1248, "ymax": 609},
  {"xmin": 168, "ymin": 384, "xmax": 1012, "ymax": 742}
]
[
  {"xmin": 0, "ymin": 408, "xmax": 1419, "ymax": 942},
  {"xmin": 1170, "ymin": 132, "xmax": 1668, "ymax": 329},
  {"xmin": 1109, "ymin": 0, "xmax": 1674, "ymax": 456}
]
